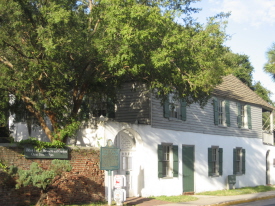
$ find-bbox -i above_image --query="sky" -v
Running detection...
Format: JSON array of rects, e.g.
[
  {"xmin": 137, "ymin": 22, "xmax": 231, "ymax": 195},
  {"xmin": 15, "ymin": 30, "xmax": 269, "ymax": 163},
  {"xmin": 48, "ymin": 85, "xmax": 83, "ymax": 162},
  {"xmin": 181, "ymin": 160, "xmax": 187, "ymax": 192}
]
[{"xmin": 189, "ymin": 0, "xmax": 275, "ymax": 101}]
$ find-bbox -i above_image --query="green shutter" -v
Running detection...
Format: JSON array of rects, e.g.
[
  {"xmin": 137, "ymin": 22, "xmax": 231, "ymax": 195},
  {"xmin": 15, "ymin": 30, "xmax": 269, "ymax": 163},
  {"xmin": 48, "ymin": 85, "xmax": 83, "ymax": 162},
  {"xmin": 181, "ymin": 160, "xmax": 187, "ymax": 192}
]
[
  {"xmin": 106, "ymin": 98, "xmax": 115, "ymax": 118},
  {"xmin": 163, "ymin": 99, "xmax": 169, "ymax": 118},
  {"xmin": 225, "ymin": 100, "xmax": 230, "ymax": 127},
  {"xmin": 213, "ymin": 98, "xmax": 218, "ymax": 125},
  {"xmin": 237, "ymin": 103, "xmax": 242, "ymax": 128},
  {"xmin": 180, "ymin": 99, "xmax": 187, "ymax": 121},
  {"xmin": 173, "ymin": 145, "xmax": 179, "ymax": 177},
  {"xmin": 242, "ymin": 149, "xmax": 246, "ymax": 174},
  {"xmin": 219, "ymin": 148, "xmax": 223, "ymax": 176},
  {"xmin": 233, "ymin": 149, "xmax": 237, "ymax": 175},
  {"xmin": 247, "ymin": 105, "xmax": 252, "ymax": 129},
  {"xmin": 158, "ymin": 145, "xmax": 163, "ymax": 178},
  {"xmin": 208, "ymin": 148, "xmax": 213, "ymax": 176}
]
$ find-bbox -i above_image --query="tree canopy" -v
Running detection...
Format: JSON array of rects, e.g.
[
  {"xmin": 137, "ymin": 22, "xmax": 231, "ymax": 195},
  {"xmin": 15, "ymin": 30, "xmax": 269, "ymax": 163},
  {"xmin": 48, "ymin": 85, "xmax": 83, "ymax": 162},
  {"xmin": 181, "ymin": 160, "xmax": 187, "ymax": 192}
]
[
  {"xmin": 0, "ymin": 0, "xmax": 230, "ymax": 142},
  {"xmin": 223, "ymin": 52, "xmax": 254, "ymax": 88},
  {"xmin": 264, "ymin": 43, "xmax": 275, "ymax": 80}
]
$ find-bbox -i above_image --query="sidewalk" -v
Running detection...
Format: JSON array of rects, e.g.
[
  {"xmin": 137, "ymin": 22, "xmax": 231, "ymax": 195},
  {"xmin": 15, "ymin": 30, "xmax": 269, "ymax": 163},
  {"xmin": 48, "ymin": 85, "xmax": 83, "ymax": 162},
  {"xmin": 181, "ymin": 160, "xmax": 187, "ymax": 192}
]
[{"xmin": 124, "ymin": 191, "xmax": 275, "ymax": 206}]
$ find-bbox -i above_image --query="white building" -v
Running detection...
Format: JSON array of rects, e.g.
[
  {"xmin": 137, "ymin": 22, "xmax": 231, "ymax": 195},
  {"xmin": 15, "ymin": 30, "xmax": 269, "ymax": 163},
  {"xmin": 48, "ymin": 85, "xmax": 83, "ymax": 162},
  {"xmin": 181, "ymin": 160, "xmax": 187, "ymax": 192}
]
[{"xmin": 10, "ymin": 75, "xmax": 275, "ymax": 198}]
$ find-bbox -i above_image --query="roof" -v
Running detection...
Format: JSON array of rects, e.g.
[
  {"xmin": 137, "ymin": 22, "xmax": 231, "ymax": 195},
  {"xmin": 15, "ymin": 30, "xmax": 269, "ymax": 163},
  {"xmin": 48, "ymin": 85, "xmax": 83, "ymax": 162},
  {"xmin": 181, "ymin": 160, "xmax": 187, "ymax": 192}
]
[{"xmin": 212, "ymin": 74, "xmax": 274, "ymax": 111}]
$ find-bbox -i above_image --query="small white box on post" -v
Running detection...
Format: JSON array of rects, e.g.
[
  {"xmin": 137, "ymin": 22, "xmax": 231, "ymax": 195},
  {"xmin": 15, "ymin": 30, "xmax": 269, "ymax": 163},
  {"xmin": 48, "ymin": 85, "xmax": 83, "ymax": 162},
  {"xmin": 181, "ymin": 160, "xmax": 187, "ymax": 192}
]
[{"xmin": 114, "ymin": 175, "xmax": 126, "ymax": 205}]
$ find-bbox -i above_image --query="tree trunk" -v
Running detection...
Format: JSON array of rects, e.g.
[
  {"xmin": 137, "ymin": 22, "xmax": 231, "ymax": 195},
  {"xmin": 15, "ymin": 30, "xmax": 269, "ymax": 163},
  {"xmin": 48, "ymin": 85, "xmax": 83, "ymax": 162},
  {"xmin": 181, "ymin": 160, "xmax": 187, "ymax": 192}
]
[
  {"xmin": 35, "ymin": 191, "xmax": 47, "ymax": 206},
  {"xmin": 22, "ymin": 96, "xmax": 54, "ymax": 142}
]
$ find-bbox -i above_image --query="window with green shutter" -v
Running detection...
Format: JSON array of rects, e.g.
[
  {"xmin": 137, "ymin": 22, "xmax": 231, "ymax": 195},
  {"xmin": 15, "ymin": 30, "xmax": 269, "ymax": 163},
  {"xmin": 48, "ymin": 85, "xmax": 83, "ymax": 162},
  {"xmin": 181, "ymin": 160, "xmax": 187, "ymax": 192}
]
[
  {"xmin": 247, "ymin": 105, "xmax": 252, "ymax": 129},
  {"xmin": 237, "ymin": 103, "xmax": 252, "ymax": 129},
  {"xmin": 163, "ymin": 94, "xmax": 186, "ymax": 121},
  {"xmin": 225, "ymin": 100, "xmax": 230, "ymax": 127},
  {"xmin": 208, "ymin": 146, "xmax": 223, "ymax": 176},
  {"xmin": 158, "ymin": 143, "xmax": 178, "ymax": 178},
  {"xmin": 213, "ymin": 98, "xmax": 219, "ymax": 125},
  {"xmin": 213, "ymin": 98, "xmax": 230, "ymax": 127},
  {"xmin": 233, "ymin": 148, "xmax": 245, "ymax": 175}
]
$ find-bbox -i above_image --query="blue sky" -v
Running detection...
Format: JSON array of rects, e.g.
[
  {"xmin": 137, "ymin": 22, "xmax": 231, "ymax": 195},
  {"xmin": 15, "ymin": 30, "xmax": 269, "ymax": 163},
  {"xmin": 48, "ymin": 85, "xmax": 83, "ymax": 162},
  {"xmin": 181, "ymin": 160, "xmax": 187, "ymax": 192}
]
[{"xmin": 190, "ymin": 0, "xmax": 275, "ymax": 101}]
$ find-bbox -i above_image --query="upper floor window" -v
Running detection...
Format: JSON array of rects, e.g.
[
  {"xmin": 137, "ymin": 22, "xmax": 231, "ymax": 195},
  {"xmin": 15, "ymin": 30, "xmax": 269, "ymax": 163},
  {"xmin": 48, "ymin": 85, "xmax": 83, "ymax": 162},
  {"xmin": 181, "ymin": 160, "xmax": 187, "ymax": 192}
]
[
  {"xmin": 163, "ymin": 94, "xmax": 186, "ymax": 121},
  {"xmin": 233, "ymin": 147, "xmax": 246, "ymax": 175},
  {"xmin": 208, "ymin": 146, "xmax": 223, "ymax": 176},
  {"xmin": 158, "ymin": 143, "xmax": 178, "ymax": 178},
  {"xmin": 237, "ymin": 103, "xmax": 252, "ymax": 129},
  {"xmin": 213, "ymin": 98, "xmax": 230, "ymax": 126}
]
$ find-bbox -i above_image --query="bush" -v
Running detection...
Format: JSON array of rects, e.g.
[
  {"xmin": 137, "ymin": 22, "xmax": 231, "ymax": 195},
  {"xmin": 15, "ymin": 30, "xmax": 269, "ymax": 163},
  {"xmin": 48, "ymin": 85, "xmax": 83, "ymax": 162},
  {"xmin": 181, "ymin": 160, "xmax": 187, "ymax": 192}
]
[{"xmin": 16, "ymin": 160, "xmax": 72, "ymax": 190}]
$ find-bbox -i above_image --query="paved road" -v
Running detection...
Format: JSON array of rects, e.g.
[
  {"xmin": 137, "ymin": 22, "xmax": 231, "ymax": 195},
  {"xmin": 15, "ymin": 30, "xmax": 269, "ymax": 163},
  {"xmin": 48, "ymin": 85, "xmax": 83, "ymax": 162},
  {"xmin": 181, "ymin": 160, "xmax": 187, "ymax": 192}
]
[{"xmin": 232, "ymin": 197, "xmax": 275, "ymax": 206}]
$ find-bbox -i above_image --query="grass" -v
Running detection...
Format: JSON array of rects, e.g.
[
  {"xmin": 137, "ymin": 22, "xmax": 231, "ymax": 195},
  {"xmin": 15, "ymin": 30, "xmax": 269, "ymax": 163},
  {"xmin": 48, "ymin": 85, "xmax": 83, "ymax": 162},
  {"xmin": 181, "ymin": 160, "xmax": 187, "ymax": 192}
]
[
  {"xmin": 150, "ymin": 195, "xmax": 198, "ymax": 202},
  {"xmin": 196, "ymin": 185, "xmax": 275, "ymax": 196}
]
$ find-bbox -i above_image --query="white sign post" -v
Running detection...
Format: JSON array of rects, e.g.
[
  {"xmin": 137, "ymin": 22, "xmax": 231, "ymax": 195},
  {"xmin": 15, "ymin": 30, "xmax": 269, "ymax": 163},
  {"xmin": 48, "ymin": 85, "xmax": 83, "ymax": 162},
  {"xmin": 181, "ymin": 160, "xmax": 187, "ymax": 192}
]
[{"xmin": 100, "ymin": 139, "xmax": 120, "ymax": 206}]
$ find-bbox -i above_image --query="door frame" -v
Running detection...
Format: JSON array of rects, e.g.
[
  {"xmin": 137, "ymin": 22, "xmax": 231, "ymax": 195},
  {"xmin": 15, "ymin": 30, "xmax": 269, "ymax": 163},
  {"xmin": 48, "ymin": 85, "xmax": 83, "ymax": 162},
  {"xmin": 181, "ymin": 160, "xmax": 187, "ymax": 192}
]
[{"xmin": 182, "ymin": 144, "xmax": 195, "ymax": 194}]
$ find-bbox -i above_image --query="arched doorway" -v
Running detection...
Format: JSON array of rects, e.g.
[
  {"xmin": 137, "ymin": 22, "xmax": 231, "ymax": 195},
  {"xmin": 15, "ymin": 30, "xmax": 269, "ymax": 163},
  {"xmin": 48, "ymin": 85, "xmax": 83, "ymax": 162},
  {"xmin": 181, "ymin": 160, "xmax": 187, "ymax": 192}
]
[
  {"xmin": 266, "ymin": 150, "xmax": 270, "ymax": 185},
  {"xmin": 115, "ymin": 129, "xmax": 136, "ymax": 197}
]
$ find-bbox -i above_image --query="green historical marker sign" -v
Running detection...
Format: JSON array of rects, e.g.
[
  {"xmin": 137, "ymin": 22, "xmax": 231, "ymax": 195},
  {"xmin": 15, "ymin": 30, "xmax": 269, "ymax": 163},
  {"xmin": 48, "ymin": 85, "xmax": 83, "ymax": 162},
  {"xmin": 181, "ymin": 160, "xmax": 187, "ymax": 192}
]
[
  {"xmin": 24, "ymin": 147, "xmax": 69, "ymax": 159},
  {"xmin": 100, "ymin": 140, "xmax": 120, "ymax": 170}
]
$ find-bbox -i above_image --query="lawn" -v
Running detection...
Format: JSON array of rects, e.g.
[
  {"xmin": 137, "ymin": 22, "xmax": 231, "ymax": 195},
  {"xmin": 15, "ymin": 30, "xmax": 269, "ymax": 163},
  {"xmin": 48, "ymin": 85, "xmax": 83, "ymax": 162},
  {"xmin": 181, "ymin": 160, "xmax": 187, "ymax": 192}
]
[
  {"xmin": 150, "ymin": 195, "xmax": 198, "ymax": 202},
  {"xmin": 196, "ymin": 185, "xmax": 275, "ymax": 196}
]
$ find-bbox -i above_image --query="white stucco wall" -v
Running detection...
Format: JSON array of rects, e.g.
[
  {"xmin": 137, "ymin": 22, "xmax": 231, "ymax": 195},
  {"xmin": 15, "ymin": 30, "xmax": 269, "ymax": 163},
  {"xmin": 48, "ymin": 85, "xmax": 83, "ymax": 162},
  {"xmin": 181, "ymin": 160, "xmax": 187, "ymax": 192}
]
[
  {"xmin": 100, "ymin": 121, "xmax": 275, "ymax": 196},
  {"xmin": 9, "ymin": 119, "xmax": 275, "ymax": 197}
]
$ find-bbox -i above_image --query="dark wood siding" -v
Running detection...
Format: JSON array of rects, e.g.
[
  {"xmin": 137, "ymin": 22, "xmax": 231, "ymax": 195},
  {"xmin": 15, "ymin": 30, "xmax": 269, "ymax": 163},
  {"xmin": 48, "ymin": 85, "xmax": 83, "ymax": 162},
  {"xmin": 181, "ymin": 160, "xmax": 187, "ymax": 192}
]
[
  {"xmin": 151, "ymin": 96, "xmax": 262, "ymax": 138},
  {"xmin": 115, "ymin": 83, "xmax": 151, "ymax": 124}
]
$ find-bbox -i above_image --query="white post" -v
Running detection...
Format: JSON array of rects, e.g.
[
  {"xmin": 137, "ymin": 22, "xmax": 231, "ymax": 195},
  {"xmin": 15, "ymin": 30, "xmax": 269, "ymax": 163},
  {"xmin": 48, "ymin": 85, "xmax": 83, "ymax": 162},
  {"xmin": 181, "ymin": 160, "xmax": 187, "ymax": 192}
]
[{"xmin": 108, "ymin": 170, "xmax": 112, "ymax": 205}]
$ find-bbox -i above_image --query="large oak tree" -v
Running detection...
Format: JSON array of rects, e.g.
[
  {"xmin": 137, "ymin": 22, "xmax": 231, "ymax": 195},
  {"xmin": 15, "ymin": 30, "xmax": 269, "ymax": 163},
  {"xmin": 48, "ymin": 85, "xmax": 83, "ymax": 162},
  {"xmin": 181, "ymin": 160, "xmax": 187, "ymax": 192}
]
[{"xmin": 0, "ymin": 0, "xmax": 229, "ymax": 142}]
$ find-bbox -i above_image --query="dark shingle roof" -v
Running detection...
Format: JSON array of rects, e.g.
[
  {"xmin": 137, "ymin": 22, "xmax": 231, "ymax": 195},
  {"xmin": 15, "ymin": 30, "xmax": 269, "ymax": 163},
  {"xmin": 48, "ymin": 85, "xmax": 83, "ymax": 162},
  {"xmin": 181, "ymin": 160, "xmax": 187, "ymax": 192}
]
[{"xmin": 212, "ymin": 74, "xmax": 274, "ymax": 110}]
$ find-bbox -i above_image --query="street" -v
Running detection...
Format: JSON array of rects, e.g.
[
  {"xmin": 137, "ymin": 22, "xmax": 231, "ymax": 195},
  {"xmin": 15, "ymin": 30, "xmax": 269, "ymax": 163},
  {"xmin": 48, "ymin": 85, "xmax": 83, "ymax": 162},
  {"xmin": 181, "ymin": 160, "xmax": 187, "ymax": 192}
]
[{"xmin": 232, "ymin": 198, "xmax": 275, "ymax": 206}]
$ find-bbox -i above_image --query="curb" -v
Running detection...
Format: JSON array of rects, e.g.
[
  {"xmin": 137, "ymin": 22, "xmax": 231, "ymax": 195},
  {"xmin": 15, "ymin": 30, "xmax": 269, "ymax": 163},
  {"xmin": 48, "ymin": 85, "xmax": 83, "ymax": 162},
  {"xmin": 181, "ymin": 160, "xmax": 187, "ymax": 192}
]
[{"xmin": 208, "ymin": 194, "xmax": 275, "ymax": 206}]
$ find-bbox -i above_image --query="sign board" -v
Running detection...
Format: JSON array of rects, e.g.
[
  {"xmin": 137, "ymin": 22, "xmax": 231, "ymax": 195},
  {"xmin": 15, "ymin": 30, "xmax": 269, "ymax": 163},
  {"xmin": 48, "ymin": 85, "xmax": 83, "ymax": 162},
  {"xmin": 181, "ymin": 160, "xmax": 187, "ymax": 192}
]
[
  {"xmin": 228, "ymin": 175, "xmax": 236, "ymax": 184},
  {"xmin": 100, "ymin": 146, "xmax": 120, "ymax": 170},
  {"xmin": 24, "ymin": 147, "xmax": 69, "ymax": 159}
]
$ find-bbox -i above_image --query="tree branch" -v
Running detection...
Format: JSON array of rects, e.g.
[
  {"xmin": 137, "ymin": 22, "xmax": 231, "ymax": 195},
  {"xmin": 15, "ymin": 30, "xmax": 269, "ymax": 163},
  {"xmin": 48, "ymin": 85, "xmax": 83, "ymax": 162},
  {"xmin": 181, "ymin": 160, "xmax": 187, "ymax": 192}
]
[
  {"xmin": 3, "ymin": 40, "xmax": 33, "ymax": 59},
  {"xmin": 0, "ymin": 56, "xmax": 13, "ymax": 69}
]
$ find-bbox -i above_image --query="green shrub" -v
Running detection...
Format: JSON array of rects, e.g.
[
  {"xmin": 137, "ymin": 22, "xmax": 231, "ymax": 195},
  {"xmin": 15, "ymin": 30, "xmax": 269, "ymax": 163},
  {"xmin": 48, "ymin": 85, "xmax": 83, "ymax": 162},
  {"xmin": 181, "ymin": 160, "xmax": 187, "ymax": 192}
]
[
  {"xmin": 16, "ymin": 160, "xmax": 72, "ymax": 190},
  {"xmin": 17, "ymin": 137, "xmax": 66, "ymax": 151}
]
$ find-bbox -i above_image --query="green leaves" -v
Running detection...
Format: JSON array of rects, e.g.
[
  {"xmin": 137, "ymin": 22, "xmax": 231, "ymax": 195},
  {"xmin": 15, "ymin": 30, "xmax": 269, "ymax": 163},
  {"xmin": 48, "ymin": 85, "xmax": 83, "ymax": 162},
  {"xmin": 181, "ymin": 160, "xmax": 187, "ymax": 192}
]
[
  {"xmin": 16, "ymin": 160, "xmax": 72, "ymax": 190},
  {"xmin": 264, "ymin": 43, "xmax": 275, "ymax": 80},
  {"xmin": 0, "ymin": 0, "xmax": 231, "ymax": 141}
]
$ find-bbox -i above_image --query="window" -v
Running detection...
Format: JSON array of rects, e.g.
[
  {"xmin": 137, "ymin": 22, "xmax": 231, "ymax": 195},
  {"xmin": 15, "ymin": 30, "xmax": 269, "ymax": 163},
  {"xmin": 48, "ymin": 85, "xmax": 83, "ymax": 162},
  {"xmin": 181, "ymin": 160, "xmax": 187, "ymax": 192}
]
[
  {"xmin": 237, "ymin": 103, "xmax": 252, "ymax": 129},
  {"xmin": 163, "ymin": 94, "xmax": 186, "ymax": 121},
  {"xmin": 233, "ymin": 147, "xmax": 246, "ymax": 175},
  {"xmin": 208, "ymin": 146, "xmax": 223, "ymax": 176},
  {"xmin": 122, "ymin": 151, "xmax": 132, "ymax": 171},
  {"xmin": 169, "ymin": 94, "xmax": 180, "ymax": 119},
  {"xmin": 218, "ymin": 100, "xmax": 224, "ymax": 125},
  {"xmin": 158, "ymin": 143, "xmax": 178, "ymax": 178},
  {"xmin": 213, "ymin": 98, "xmax": 230, "ymax": 126}
]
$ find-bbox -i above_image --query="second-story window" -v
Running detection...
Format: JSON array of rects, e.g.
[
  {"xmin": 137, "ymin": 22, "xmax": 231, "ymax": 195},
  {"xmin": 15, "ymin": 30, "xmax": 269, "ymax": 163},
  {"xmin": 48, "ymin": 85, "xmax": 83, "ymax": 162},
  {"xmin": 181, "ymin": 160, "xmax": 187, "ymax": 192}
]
[
  {"xmin": 213, "ymin": 98, "xmax": 230, "ymax": 127},
  {"xmin": 169, "ymin": 94, "xmax": 180, "ymax": 119},
  {"xmin": 163, "ymin": 94, "xmax": 187, "ymax": 121},
  {"xmin": 218, "ymin": 100, "xmax": 224, "ymax": 125},
  {"xmin": 237, "ymin": 103, "xmax": 252, "ymax": 129}
]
